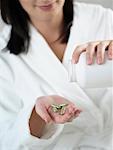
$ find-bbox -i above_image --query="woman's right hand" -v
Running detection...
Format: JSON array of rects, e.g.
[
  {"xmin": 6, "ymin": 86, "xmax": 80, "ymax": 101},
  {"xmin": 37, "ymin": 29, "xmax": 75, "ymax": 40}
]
[{"xmin": 35, "ymin": 95, "xmax": 82, "ymax": 124}]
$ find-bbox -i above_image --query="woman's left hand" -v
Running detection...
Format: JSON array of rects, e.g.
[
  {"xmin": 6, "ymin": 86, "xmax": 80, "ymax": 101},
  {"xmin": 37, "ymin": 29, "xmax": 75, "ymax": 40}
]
[{"xmin": 72, "ymin": 40, "xmax": 113, "ymax": 65}]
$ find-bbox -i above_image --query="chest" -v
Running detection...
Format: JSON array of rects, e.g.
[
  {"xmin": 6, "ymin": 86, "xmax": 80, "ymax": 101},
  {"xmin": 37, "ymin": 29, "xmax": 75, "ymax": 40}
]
[{"xmin": 49, "ymin": 42, "xmax": 67, "ymax": 62}]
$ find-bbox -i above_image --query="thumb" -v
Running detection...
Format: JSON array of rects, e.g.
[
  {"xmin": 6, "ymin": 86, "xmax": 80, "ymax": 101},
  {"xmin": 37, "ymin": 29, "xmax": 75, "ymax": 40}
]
[{"xmin": 35, "ymin": 104, "xmax": 52, "ymax": 123}]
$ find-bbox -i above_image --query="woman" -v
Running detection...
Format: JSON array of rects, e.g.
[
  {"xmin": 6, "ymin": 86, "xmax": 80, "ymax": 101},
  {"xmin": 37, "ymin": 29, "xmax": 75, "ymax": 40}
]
[{"xmin": 0, "ymin": 0, "xmax": 113, "ymax": 150}]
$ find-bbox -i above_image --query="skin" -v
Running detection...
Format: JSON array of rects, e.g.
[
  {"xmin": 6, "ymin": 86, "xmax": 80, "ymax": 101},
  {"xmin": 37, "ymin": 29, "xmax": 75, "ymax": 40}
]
[
  {"xmin": 20, "ymin": 0, "xmax": 67, "ymax": 61},
  {"xmin": 72, "ymin": 40, "xmax": 113, "ymax": 65},
  {"xmin": 19, "ymin": 0, "xmax": 65, "ymax": 43},
  {"xmin": 29, "ymin": 95, "xmax": 81, "ymax": 137},
  {"xmin": 35, "ymin": 95, "xmax": 81, "ymax": 124},
  {"xmin": 19, "ymin": 0, "xmax": 81, "ymax": 137},
  {"xmin": 19, "ymin": 0, "xmax": 113, "ymax": 137}
]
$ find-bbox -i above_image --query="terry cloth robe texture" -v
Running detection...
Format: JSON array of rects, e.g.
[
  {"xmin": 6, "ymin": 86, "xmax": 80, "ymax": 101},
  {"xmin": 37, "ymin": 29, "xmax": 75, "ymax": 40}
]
[{"xmin": 0, "ymin": 2, "xmax": 113, "ymax": 150}]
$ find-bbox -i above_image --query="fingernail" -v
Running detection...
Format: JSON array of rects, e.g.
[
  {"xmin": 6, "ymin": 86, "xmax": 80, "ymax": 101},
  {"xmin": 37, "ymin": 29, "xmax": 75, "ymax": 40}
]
[
  {"xmin": 71, "ymin": 59, "xmax": 75, "ymax": 64},
  {"xmin": 44, "ymin": 118, "xmax": 50, "ymax": 123},
  {"xmin": 77, "ymin": 110, "xmax": 82, "ymax": 113},
  {"xmin": 97, "ymin": 58, "xmax": 102, "ymax": 64},
  {"xmin": 44, "ymin": 119, "xmax": 48, "ymax": 123},
  {"xmin": 75, "ymin": 112, "xmax": 80, "ymax": 117},
  {"xmin": 75, "ymin": 60, "xmax": 78, "ymax": 64},
  {"xmin": 109, "ymin": 54, "xmax": 113, "ymax": 59},
  {"xmin": 79, "ymin": 109, "xmax": 82, "ymax": 113},
  {"xmin": 71, "ymin": 59, "xmax": 78, "ymax": 64},
  {"xmin": 75, "ymin": 110, "xmax": 81, "ymax": 115},
  {"xmin": 87, "ymin": 58, "xmax": 92, "ymax": 65}
]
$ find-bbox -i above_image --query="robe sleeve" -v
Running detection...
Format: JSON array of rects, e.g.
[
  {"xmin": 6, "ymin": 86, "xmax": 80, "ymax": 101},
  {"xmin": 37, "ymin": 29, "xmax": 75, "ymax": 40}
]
[{"xmin": 0, "ymin": 57, "xmax": 64, "ymax": 150}]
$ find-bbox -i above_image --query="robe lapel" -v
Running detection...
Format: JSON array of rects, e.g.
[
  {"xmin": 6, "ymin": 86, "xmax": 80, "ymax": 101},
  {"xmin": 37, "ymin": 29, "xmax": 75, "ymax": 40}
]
[
  {"xmin": 20, "ymin": 25, "xmax": 102, "ymax": 123},
  {"xmin": 21, "ymin": 25, "xmax": 69, "ymax": 85}
]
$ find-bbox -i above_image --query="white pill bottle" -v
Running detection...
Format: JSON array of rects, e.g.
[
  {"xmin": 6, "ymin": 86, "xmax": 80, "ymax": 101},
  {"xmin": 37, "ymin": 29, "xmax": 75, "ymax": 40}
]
[{"xmin": 68, "ymin": 52, "xmax": 113, "ymax": 88}]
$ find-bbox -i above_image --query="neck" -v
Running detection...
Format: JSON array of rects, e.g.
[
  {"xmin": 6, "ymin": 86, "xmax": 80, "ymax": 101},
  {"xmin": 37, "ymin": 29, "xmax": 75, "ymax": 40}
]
[{"xmin": 31, "ymin": 11, "xmax": 64, "ymax": 43}]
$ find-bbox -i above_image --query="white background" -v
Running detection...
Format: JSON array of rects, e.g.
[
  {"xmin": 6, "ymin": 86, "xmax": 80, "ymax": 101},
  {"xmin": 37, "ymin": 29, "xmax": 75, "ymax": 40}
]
[{"xmin": 76, "ymin": 0, "xmax": 113, "ymax": 9}]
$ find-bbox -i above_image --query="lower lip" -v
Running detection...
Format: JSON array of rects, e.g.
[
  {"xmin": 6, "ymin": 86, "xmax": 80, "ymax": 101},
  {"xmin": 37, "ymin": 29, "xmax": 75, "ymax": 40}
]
[{"xmin": 38, "ymin": 4, "xmax": 54, "ymax": 11}]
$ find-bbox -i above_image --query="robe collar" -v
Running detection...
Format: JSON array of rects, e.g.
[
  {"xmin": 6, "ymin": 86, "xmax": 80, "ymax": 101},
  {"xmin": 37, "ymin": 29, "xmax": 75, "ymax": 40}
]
[
  {"xmin": 20, "ymin": 24, "xmax": 75, "ymax": 85},
  {"xmin": 20, "ymin": 24, "xmax": 101, "ymax": 120}
]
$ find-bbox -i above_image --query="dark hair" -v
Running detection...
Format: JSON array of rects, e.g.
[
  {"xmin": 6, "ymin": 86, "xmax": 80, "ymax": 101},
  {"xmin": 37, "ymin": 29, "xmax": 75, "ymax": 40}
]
[{"xmin": 0, "ymin": 0, "xmax": 73, "ymax": 55}]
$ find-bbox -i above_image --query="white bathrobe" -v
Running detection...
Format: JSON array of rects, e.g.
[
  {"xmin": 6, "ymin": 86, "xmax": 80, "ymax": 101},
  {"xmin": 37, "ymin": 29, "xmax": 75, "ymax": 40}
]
[{"xmin": 0, "ymin": 2, "xmax": 113, "ymax": 150}]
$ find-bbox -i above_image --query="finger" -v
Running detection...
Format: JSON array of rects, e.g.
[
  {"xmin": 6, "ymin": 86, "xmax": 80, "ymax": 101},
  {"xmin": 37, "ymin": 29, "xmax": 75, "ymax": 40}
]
[
  {"xmin": 52, "ymin": 107, "xmax": 74, "ymax": 123},
  {"xmin": 96, "ymin": 41, "xmax": 109, "ymax": 64},
  {"xmin": 47, "ymin": 105, "xmax": 69, "ymax": 123},
  {"xmin": 86, "ymin": 42, "xmax": 97, "ymax": 65},
  {"xmin": 51, "ymin": 107, "xmax": 81, "ymax": 124},
  {"xmin": 67, "ymin": 104, "xmax": 82, "ymax": 115},
  {"xmin": 108, "ymin": 40, "xmax": 113, "ymax": 60},
  {"xmin": 35, "ymin": 104, "xmax": 52, "ymax": 123},
  {"xmin": 58, "ymin": 107, "xmax": 81, "ymax": 123},
  {"xmin": 59, "ymin": 112, "xmax": 74, "ymax": 123},
  {"xmin": 72, "ymin": 43, "xmax": 88, "ymax": 64},
  {"xmin": 67, "ymin": 109, "xmax": 82, "ymax": 122},
  {"xmin": 67, "ymin": 116, "xmax": 76, "ymax": 122},
  {"xmin": 75, "ymin": 110, "xmax": 81, "ymax": 117},
  {"xmin": 67, "ymin": 114, "xmax": 79, "ymax": 122},
  {"xmin": 66, "ymin": 104, "xmax": 76, "ymax": 114},
  {"xmin": 67, "ymin": 110, "xmax": 78, "ymax": 122}
]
